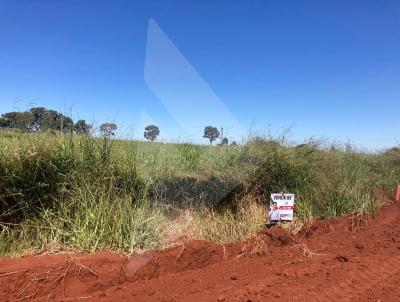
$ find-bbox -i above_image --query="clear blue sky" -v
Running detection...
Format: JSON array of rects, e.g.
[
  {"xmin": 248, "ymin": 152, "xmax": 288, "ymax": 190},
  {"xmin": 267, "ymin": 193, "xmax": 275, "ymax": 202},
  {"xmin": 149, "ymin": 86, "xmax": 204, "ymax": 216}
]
[{"xmin": 0, "ymin": 0, "xmax": 399, "ymax": 148}]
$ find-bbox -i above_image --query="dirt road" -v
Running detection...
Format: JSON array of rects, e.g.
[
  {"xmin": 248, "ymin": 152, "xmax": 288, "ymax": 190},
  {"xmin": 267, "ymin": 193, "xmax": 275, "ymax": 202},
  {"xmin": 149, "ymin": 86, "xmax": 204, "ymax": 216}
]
[{"xmin": 1, "ymin": 195, "xmax": 399, "ymax": 301}]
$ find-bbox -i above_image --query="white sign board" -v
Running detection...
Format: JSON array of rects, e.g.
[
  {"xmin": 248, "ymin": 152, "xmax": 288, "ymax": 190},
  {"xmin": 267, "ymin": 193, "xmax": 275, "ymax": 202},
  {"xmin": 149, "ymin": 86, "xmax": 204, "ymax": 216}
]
[{"xmin": 270, "ymin": 193, "xmax": 295, "ymax": 221}]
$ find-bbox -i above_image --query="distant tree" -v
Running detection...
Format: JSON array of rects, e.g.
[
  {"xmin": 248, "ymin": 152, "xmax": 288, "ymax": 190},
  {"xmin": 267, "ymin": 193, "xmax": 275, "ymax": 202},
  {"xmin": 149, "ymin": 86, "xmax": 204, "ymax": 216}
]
[
  {"xmin": 75, "ymin": 119, "xmax": 91, "ymax": 135},
  {"xmin": 100, "ymin": 123, "xmax": 117, "ymax": 138},
  {"xmin": 15, "ymin": 112, "xmax": 35, "ymax": 131},
  {"xmin": 58, "ymin": 115, "xmax": 74, "ymax": 133},
  {"xmin": 0, "ymin": 107, "xmax": 81, "ymax": 133},
  {"xmin": 220, "ymin": 137, "xmax": 229, "ymax": 145},
  {"xmin": 144, "ymin": 125, "xmax": 160, "ymax": 142},
  {"xmin": 29, "ymin": 107, "xmax": 74, "ymax": 132},
  {"xmin": 203, "ymin": 126, "xmax": 220, "ymax": 146},
  {"xmin": 0, "ymin": 116, "xmax": 10, "ymax": 128},
  {"xmin": 1, "ymin": 111, "xmax": 36, "ymax": 130},
  {"xmin": 295, "ymin": 143, "xmax": 308, "ymax": 149},
  {"xmin": 230, "ymin": 140, "xmax": 238, "ymax": 146},
  {"xmin": 30, "ymin": 107, "xmax": 46, "ymax": 122},
  {"xmin": 37, "ymin": 111, "xmax": 55, "ymax": 130},
  {"xmin": 2, "ymin": 112, "xmax": 18, "ymax": 128}
]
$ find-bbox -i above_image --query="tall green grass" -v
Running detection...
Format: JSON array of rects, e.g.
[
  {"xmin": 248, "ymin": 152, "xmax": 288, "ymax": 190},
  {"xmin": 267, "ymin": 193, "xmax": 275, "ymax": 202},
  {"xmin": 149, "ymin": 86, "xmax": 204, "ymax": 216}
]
[{"xmin": 0, "ymin": 130, "xmax": 399, "ymax": 255}]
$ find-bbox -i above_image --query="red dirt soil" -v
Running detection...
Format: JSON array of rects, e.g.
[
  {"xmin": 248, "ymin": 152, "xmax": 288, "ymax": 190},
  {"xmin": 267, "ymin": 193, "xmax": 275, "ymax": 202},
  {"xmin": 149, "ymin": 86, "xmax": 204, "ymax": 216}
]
[{"xmin": 1, "ymin": 196, "xmax": 400, "ymax": 301}]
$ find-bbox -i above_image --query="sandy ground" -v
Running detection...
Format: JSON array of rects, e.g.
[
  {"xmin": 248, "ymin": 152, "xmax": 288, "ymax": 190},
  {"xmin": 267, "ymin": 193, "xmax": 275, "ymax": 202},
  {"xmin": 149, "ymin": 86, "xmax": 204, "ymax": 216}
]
[{"xmin": 1, "ymin": 194, "xmax": 399, "ymax": 301}]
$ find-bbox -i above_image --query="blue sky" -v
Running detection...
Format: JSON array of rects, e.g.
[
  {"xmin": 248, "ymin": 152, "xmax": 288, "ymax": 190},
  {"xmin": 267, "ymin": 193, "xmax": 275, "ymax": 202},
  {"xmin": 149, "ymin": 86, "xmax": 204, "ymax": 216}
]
[{"xmin": 0, "ymin": 0, "xmax": 399, "ymax": 148}]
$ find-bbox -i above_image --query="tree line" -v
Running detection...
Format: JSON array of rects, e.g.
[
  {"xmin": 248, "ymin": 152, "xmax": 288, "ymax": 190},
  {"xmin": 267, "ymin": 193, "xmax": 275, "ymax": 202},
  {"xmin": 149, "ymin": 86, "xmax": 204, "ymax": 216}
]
[
  {"xmin": 0, "ymin": 107, "xmax": 91, "ymax": 134},
  {"xmin": 0, "ymin": 107, "xmax": 237, "ymax": 145}
]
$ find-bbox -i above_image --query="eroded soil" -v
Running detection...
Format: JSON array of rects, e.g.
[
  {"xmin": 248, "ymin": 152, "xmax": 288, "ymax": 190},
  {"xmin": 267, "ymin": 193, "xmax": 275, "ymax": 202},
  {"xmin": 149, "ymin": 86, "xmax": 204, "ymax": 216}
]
[{"xmin": 1, "ymin": 195, "xmax": 399, "ymax": 301}]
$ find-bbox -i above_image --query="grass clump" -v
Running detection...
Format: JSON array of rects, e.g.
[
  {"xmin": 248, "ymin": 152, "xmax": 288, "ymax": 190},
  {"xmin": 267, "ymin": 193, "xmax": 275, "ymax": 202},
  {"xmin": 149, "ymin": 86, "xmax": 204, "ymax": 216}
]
[{"xmin": 191, "ymin": 198, "xmax": 267, "ymax": 243}]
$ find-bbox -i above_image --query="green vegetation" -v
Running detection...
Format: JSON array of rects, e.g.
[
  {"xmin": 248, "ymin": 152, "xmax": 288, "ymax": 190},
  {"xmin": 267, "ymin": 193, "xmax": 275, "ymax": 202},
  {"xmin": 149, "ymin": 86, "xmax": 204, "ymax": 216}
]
[
  {"xmin": 0, "ymin": 129, "xmax": 399, "ymax": 256},
  {"xmin": 203, "ymin": 126, "xmax": 220, "ymax": 145},
  {"xmin": 144, "ymin": 125, "xmax": 160, "ymax": 141},
  {"xmin": 0, "ymin": 107, "xmax": 91, "ymax": 134}
]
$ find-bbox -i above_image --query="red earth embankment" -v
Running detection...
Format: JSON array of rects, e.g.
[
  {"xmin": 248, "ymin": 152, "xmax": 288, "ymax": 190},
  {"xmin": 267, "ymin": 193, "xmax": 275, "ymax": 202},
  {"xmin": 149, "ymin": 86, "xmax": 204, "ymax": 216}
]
[{"xmin": 1, "ymin": 195, "xmax": 400, "ymax": 301}]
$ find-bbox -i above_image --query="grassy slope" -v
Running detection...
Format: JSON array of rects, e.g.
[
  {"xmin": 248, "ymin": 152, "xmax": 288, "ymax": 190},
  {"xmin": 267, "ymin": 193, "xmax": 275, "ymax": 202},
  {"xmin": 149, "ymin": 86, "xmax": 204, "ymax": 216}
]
[{"xmin": 0, "ymin": 130, "xmax": 399, "ymax": 255}]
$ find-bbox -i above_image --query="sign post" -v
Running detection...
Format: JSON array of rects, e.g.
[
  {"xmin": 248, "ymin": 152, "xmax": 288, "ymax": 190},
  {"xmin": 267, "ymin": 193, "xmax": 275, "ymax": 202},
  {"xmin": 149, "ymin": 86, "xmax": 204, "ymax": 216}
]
[{"xmin": 269, "ymin": 193, "xmax": 295, "ymax": 222}]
